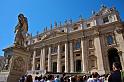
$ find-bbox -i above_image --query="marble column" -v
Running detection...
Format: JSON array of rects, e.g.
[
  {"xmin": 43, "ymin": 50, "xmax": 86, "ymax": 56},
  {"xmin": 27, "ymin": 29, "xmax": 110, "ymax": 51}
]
[
  {"xmin": 94, "ymin": 36, "xmax": 105, "ymax": 74},
  {"xmin": 48, "ymin": 47, "xmax": 52, "ymax": 72},
  {"xmin": 118, "ymin": 51, "xmax": 124, "ymax": 70},
  {"xmin": 114, "ymin": 30, "xmax": 124, "ymax": 70},
  {"xmin": 81, "ymin": 38, "xmax": 86, "ymax": 72},
  {"xmin": 65, "ymin": 42, "xmax": 69, "ymax": 72},
  {"xmin": 57, "ymin": 44, "xmax": 61, "ymax": 72},
  {"xmin": 70, "ymin": 42, "xmax": 74, "ymax": 73},
  {"xmin": 40, "ymin": 49, "xmax": 42, "ymax": 70},
  {"xmin": 32, "ymin": 49, "xmax": 36, "ymax": 71},
  {"xmin": 42, "ymin": 48, "xmax": 45, "ymax": 70}
]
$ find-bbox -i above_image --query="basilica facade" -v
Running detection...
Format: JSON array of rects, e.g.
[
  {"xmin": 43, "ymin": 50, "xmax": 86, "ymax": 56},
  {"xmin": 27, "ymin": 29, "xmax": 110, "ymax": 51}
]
[{"xmin": 3, "ymin": 6, "xmax": 124, "ymax": 74}]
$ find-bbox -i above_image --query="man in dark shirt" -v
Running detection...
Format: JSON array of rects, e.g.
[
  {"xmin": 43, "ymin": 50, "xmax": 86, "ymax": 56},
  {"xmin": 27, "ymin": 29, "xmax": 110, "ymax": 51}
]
[
  {"xmin": 108, "ymin": 62, "xmax": 122, "ymax": 82},
  {"xmin": 60, "ymin": 73, "xmax": 65, "ymax": 82}
]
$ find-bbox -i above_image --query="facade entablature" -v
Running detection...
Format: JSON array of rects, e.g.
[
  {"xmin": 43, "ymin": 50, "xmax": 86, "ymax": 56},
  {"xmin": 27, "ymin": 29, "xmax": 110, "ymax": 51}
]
[{"xmin": 25, "ymin": 6, "xmax": 122, "ymax": 48}]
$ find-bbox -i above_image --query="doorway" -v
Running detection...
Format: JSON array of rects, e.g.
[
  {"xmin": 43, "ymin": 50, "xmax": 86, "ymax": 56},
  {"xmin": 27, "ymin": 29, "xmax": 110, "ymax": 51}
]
[
  {"xmin": 76, "ymin": 60, "xmax": 81, "ymax": 72},
  {"xmin": 108, "ymin": 48, "xmax": 122, "ymax": 71},
  {"xmin": 52, "ymin": 62, "xmax": 57, "ymax": 73},
  {"xmin": 62, "ymin": 66, "xmax": 65, "ymax": 72}
]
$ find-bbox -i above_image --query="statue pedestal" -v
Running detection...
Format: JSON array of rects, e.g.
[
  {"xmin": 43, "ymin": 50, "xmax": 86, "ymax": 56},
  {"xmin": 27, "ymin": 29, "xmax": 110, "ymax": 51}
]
[{"xmin": 7, "ymin": 45, "xmax": 29, "ymax": 82}]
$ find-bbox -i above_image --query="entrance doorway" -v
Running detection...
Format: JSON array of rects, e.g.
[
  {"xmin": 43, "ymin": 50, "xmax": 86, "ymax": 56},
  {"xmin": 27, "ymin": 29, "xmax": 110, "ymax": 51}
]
[
  {"xmin": 76, "ymin": 60, "xmax": 81, "ymax": 72},
  {"xmin": 108, "ymin": 48, "xmax": 122, "ymax": 71},
  {"xmin": 53, "ymin": 62, "xmax": 57, "ymax": 73},
  {"xmin": 62, "ymin": 66, "xmax": 65, "ymax": 72}
]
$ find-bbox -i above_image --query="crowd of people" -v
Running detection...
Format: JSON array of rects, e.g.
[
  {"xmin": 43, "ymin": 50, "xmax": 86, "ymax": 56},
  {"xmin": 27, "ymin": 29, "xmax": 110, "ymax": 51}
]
[{"xmin": 19, "ymin": 62, "xmax": 124, "ymax": 82}]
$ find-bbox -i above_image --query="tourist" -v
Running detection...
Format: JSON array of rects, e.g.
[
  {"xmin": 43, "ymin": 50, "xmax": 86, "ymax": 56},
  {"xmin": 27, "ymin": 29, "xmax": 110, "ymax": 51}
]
[
  {"xmin": 41, "ymin": 76, "xmax": 47, "ymax": 82},
  {"xmin": 82, "ymin": 75, "xmax": 87, "ymax": 82},
  {"xmin": 71, "ymin": 76, "xmax": 76, "ymax": 82},
  {"xmin": 38, "ymin": 76, "xmax": 42, "ymax": 82},
  {"xmin": 108, "ymin": 62, "xmax": 122, "ymax": 82},
  {"xmin": 87, "ymin": 72, "xmax": 100, "ymax": 82},
  {"xmin": 54, "ymin": 75, "xmax": 60, "ymax": 82},
  {"xmin": 76, "ymin": 75, "xmax": 81, "ymax": 82},
  {"xmin": 60, "ymin": 73, "xmax": 65, "ymax": 82},
  {"xmin": 19, "ymin": 75, "xmax": 25, "ymax": 82},
  {"xmin": 25, "ymin": 75, "xmax": 33, "ymax": 82},
  {"xmin": 34, "ymin": 76, "xmax": 39, "ymax": 82},
  {"xmin": 87, "ymin": 74, "xmax": 93, "ymax": 82},
  {"xmin": 47, "ymin": 75, "xmax": 54, "ymax": 82}
]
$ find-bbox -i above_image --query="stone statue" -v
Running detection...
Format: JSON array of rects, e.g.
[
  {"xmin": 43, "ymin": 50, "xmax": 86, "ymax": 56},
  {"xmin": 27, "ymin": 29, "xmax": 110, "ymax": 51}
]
[{"xmin": 14, "ymin": 14, "xmax": 28, "ymax": 46}]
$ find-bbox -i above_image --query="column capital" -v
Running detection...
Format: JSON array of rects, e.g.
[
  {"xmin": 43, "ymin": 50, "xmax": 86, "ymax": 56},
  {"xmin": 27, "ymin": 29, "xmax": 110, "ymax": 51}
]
[
  {"xmin": 33, "ymin": 47, "xmax": 38, "ymax": 51},
  {"xmin": 94, "ymin": 32, "xmax": 100, "ymax": 36},
  {"xmin": 47, "ymin": 45, "xmax": 52, "ymax": 48},
  {"xmin": 56, "ymin": 41, "xmax": 62, "ymax": 45},
  {"xmin": 64, "ymin": 41, "xmax": 69, "ymax": 44},
  {"xmin": 115, "ymin": 27, "xmax": 123, "ymax": 34}
]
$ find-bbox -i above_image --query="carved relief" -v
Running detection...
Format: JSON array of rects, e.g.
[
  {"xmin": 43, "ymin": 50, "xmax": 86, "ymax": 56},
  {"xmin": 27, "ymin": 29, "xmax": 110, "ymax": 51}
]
[
  {"xmin": 12, "ymin": 56, "xmax": 25, "ymax": 72},
  {"xmin": 88, "ymin": 55, "xmax": 97, "ymax": 70},
  {"xmin": 115, "ymin": 28, "xmax": 123, "ymax": 34}
]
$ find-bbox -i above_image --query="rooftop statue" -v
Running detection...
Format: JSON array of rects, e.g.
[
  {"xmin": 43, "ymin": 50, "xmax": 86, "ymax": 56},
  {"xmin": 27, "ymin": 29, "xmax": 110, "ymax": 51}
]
[{"xmin": 14, "ymin": 14, "xmax": 28, "ymax": 46}]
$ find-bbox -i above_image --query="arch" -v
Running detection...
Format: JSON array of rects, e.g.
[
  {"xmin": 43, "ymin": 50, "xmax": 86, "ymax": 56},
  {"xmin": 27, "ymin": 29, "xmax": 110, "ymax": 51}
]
[{"xmin": 107, "ymin": 48, "xmax": 122, "ymax": 71}]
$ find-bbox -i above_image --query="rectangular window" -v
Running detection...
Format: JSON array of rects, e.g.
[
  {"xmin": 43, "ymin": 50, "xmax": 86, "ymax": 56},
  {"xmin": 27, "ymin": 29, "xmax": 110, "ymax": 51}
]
[
  {"xmin": 52, "ymin": 62, "xmax": 57, "ymax": 73},
  {"xmin": 73, "ymin": 27, "xmax": 78, "ymax": 30},
  {"xmin": 61, "ymin": 30, "xmax": 64, "ymax": 32},
  {"xmin": 107, "ymin": 35, "xmax": 114, "ymax": 45},
  {"xmin": 103, "ymin": 16, "xmax": 109, "ymax": 23},
  {"xmin": 76, "ymin": 54, "xmax": 80, "ymax": 56},
  {"xmin": 74, "ymin": 40, "xmax": 81, "ymax": 50},
  {"xmin": 61, "ymin": 45, "xmax": 65, "ymax": 52},
  {"xmin": 87, "ymin": 23, "xmax": 91, "ymax": 27},
  {"xmin": 32, "ymin": 40, "xmax": 35, "ymax": 43},
  {"xmin": 38, "ymin": 37, "xmax": 41, "ymax": 40},
  {"xmin": 26, "ymin": 41, "xmax": 28, "ymax": 45}
]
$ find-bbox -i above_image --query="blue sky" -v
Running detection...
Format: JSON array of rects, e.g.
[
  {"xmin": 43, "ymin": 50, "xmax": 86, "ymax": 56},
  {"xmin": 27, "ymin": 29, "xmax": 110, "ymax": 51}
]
[{"xmin": 0, "ymin": 0, "xmax": 124, "ymax": 56}]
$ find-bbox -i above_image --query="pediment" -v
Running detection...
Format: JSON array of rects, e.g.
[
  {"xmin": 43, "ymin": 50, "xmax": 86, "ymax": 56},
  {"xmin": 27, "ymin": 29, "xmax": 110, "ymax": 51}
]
[{"xmin": 40, "ymin": 30, "xmax": 67, "ymax": 41}]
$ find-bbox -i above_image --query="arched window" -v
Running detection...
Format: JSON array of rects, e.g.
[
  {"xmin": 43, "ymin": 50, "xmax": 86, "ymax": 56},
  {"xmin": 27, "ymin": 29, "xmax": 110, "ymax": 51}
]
[{"xmin": 107, "ymin": 35, "xmax": 113, "ymax": 45}]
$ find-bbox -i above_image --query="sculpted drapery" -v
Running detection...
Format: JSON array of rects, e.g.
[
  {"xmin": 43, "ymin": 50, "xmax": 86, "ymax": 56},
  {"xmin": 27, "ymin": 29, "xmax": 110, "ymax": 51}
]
[{"xmin": 14, "ymin": 14, "xmax": 28, "ymax": 46}]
